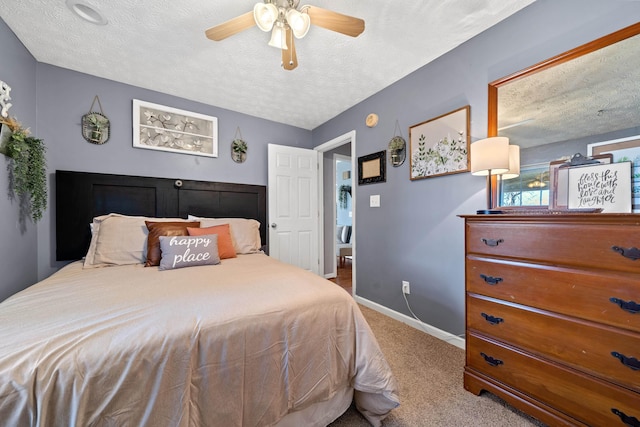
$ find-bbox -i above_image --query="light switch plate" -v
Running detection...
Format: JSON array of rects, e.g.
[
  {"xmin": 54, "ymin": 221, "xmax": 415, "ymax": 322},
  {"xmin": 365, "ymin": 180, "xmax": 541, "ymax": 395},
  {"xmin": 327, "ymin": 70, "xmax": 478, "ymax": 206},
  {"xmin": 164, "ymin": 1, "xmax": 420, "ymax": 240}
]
[{"xmin": 370, "ymin": 195, "xmax": 380, "ymax": 207}]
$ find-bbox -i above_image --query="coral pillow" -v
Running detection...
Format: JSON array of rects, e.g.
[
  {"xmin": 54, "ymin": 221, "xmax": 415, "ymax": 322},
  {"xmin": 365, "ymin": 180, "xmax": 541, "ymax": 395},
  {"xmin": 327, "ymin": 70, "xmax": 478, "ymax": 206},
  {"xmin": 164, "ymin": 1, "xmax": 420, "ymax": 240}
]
[
  {"xmin": 188, "ymin": 224, "xmax": 237, "ymax": 259},
  {"xmin": 145, "ymin": 221, "xmax": 200, "ymax": 267}
]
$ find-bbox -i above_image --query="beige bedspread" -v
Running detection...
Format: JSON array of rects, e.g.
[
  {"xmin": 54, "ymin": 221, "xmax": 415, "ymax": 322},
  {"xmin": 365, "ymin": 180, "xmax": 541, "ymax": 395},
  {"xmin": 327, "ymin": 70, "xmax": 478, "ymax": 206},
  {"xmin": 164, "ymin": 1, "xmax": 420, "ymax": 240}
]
[{"xmin": 0, "ymin": 254, "xmax": 398, "ymax": 426}]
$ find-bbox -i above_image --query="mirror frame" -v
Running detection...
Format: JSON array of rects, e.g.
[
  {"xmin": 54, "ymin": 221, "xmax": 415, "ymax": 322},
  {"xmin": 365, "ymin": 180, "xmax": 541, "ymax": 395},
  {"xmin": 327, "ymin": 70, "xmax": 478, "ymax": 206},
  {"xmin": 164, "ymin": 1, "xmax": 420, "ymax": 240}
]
[{"xmin": 486, "ymin": 22, "xmax": 640, "ymax": 209}]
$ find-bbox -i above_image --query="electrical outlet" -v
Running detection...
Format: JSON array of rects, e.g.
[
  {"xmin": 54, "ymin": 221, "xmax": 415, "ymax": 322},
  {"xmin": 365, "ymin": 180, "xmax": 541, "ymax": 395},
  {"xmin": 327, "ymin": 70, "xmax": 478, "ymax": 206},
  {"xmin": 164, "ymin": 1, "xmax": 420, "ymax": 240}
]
[{"xmin": 402, "ymin": 281, "xmax": 410, "ymax": 294}]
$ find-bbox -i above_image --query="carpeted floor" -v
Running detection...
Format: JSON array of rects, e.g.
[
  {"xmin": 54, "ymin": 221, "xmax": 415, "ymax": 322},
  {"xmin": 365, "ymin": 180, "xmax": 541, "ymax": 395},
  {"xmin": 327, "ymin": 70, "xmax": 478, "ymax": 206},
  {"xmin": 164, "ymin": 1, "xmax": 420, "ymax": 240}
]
[{"xmin": 329, "ymin": 305, "xmax": 548, "ymax": 427}]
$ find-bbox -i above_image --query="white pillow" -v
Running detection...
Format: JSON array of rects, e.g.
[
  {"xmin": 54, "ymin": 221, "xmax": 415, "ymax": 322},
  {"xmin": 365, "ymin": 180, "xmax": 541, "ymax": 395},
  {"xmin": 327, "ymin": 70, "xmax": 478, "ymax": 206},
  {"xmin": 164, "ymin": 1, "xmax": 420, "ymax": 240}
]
[
  {"xmin": 84, "ymin": 214, "xmax": 193, "ymax": 268},
  {"xmin": 187, "ymin": 216, "xmax": 262, "ymax": 254}
]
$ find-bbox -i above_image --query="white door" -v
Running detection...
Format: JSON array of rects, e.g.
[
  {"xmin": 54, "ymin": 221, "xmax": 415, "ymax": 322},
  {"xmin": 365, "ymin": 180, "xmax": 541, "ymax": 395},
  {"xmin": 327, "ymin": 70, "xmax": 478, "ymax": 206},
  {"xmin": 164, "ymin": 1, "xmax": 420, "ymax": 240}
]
[{"xmin": 268, "ymin": 144, "xmax": 319, "ymax": 273}]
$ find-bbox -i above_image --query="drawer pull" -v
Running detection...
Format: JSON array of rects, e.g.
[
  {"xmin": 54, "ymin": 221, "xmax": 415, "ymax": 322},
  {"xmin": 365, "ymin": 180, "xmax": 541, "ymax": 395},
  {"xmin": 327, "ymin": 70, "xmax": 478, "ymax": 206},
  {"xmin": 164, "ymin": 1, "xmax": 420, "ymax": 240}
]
[
  {"xmin": 481, "ymin": 238, "xmax": 504, "ymax": 247},
  {"xmin": 612, "ymin": 246, "xmax": 640, "ymax": 261},
  {"xmin": 480, "ymin": 274, "xmax": 503, "ymax": 285},
  {"xmin": 480, "ymin": 352, "xmax": 503, "ymax": 367},
  {"xmin": 611, "ymin": 408, "xmax": 640, "ymax": 427},
  {"xmin": 611, "ymin": 351, "xmax": 640, "ymax": 371},
  {"xmin": 610, "ymin": 297, "xmax": 640, "ymax": 314},
  {"xmin": 481, "ymin": 313, "xmax": 504, "ymax": 325}
]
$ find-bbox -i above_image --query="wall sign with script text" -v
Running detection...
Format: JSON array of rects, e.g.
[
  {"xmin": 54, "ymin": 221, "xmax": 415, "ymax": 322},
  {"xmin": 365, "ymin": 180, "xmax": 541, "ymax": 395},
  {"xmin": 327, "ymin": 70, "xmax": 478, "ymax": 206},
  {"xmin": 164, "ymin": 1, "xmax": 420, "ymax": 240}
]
[{"xmin": 567, "ymin": 162, "xmax": 632, "ymax": 213}]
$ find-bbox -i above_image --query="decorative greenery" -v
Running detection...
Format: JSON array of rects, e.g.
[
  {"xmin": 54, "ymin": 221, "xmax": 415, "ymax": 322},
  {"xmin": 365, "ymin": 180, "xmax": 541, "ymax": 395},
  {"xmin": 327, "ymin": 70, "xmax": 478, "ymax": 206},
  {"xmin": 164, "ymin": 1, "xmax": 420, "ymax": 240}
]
[
  {"xmin": 388, "ymin": 136, "xmax": 405, "ymax": 151},
  {"xmin": 85, "ymin": 112, "xmax": 110, "ymax": 143},
  {"xmin": 388, "ymin": 136, "xmax": 406, "ymax": 166},
  {"xmin": 232, "ymin": 139, "xmax": 247, "ymax": 153},
  {"xmin": 338, "ymin": 184, "xmax": 351, "ymax": 209},
  {"xmin": 0, "ymin": 117, "xmax": 47, "ymax": 222},
  {"xmin": 87, "ymin": 112, "xmax": 108, "ymax": 131},
  {"xmin": 231, "ymin": 139, "xmax": 247, "ymax": 163}
]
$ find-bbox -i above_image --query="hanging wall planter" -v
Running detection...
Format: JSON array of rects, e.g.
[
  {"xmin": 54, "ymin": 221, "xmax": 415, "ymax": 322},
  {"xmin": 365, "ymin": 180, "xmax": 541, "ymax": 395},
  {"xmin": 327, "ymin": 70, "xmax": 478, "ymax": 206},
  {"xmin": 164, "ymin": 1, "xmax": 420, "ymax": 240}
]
[
  {"xmin": 81, "ymin": 95, "xmax": 110, "ymax": 144},
  {"xmin": 231, "ymin": 127, "xmax": 247, "ymax": 163},
  {"xmin": 388, "ymin": 120, "xmax": 406, "ymax": 167}
]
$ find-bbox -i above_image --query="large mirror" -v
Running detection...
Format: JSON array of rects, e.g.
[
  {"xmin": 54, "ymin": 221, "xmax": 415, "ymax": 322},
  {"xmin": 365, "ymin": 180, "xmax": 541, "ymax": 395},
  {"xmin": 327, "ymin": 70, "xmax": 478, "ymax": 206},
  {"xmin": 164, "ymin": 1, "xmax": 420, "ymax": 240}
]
[{"xmin": 488, "ymin": 22, "xmax": 640, "ymax": 208}]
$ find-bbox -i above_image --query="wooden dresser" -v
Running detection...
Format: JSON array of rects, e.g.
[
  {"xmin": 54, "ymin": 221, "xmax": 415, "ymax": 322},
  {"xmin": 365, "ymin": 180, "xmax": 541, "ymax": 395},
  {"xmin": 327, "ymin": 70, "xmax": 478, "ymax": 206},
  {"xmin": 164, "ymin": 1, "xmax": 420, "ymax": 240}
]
[{"xmin": 462, "ymin": 214, "xmax": 640, "ymax": 427}]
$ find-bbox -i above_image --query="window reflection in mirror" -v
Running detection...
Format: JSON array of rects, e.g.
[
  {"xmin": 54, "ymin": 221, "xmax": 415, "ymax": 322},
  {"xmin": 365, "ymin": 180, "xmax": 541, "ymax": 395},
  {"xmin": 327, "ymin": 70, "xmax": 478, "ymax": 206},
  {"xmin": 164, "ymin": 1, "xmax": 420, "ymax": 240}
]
[{"xmin": 499, "ymin": 164, "xmax": 549, "ymax": 207}]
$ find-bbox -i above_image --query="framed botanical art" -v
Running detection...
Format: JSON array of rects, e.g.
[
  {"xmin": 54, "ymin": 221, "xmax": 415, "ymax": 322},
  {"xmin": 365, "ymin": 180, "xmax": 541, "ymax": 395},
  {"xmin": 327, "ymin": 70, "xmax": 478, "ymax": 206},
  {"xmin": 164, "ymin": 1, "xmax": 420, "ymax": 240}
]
[
  {"xmin": 358, "ymin": 151, "xmax": 386, "ymax": 185},
  {"xmin": 133, "ymin": 99, "xmax": 218, "ymax": 157},
  {"xmin": 409, "ymin": 105, "xmax": 470, "ymax": 180},
  {"xmin": 588, "ymin": 135, "xmax": 640, "ymax": 212}
]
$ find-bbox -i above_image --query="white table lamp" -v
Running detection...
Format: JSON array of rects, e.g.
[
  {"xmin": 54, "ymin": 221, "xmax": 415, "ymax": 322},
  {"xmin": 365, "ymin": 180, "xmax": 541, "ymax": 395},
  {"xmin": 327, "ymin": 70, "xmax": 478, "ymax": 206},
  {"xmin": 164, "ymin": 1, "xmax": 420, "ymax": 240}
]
[
  {"xmin": 500, "ymin": 145, "xmax": 521, "ymax": 180},
  {"xmin": 471, "ymin": 137, "xmax": 510, "ymax": 214}
]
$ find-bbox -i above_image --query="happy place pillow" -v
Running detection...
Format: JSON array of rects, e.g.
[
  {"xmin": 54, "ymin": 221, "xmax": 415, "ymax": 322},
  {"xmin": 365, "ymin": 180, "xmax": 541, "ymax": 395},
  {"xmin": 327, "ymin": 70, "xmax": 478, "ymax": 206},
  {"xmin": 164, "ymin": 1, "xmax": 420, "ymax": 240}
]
[{"xmin": 158, "ymin": 234, "xmax": 221, "ymax": 270}]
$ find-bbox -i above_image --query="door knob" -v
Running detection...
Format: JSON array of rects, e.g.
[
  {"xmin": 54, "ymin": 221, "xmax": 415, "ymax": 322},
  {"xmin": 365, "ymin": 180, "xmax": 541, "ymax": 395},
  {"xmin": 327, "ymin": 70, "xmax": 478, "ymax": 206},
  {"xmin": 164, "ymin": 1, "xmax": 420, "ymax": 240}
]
[{"xmin": 271, "ymin": 223, "xmax": 277, "ymax": 228}]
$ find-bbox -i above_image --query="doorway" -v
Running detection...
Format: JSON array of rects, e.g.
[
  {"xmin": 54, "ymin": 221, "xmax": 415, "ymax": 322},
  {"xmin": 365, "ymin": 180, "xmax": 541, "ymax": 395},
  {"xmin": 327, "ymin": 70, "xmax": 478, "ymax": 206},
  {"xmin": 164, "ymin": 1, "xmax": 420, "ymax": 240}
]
[
  {"xmin": 315, "ymin": 131, "xmax": 356, "ymax": 294},
  {"xmin": 267, "ymin": 144, "xmax": 319, "ymax": 273}
]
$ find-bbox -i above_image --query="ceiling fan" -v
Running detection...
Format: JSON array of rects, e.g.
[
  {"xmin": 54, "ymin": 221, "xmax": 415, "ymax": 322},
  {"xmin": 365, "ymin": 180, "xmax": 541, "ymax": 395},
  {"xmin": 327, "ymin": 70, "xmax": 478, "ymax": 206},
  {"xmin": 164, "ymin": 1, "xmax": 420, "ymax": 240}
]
[{"xmin": 205, "ymin": 0, "xmax": 365, "ymax": 70}]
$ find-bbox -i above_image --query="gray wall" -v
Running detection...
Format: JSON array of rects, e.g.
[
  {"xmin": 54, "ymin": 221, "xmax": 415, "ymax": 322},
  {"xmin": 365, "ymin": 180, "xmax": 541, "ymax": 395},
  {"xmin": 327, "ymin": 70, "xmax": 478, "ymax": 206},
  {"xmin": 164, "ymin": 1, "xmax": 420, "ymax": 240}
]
[
  {"xmin": 311, "ymin": 0, "xmax": 640, "ymax": 335},
  {"xmin": 0, "ymin": 19, "xmax": 38, "ymax": 301},
  {"xmin": 34, "ymin": 64, "xmax": 312, "ymax": 279}
]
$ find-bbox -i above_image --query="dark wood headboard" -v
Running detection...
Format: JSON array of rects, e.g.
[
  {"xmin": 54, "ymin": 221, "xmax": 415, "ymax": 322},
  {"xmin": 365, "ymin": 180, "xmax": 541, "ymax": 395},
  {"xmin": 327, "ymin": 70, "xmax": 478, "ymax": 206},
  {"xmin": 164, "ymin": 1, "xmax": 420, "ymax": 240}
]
[{"xmin": 56, "ymin": 170, "xmax": 267, "ymax": 261}]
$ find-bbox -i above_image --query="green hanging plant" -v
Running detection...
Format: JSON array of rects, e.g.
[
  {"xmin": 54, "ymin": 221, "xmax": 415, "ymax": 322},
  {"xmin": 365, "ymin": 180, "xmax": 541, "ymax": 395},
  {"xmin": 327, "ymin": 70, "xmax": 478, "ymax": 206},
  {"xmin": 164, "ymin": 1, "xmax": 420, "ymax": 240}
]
[
  {"xmin": 1, "ymin": 117, "xmax": 47, "ymax": 222},
  {"xmin": 338, "ymin": 184, "xmax": 351, "ymax": 209},
  {"xmin": 232, "ymin": 138, "xmax": 247, "ymax": 154}
]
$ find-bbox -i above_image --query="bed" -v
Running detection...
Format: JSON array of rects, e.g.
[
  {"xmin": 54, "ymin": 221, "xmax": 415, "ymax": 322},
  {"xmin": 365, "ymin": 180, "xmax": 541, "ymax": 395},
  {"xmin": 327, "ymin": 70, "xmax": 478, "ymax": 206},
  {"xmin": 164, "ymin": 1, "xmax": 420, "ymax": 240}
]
[{"xmin": 0, "ymin": 171, "xmax": 399, "ymax": 426}]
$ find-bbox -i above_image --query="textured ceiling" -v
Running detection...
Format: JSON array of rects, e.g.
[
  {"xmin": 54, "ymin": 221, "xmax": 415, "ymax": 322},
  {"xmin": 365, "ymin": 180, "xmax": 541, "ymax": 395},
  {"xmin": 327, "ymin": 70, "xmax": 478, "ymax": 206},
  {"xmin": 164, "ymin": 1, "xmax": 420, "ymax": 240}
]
[
  {"xmin": 498, "ymin": 32, "xmax": 640, "ymax": 149},
  {"xmin": 0, "ymin": 0, "xmax": 535, "ymax": 130}
]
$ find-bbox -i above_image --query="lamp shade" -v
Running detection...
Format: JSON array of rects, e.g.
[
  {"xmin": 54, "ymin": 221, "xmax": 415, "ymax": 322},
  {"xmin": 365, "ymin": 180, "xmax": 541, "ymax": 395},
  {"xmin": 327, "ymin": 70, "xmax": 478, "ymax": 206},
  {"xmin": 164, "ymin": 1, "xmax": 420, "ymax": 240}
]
[
  {"xmin": 501, "ymin": 145, "xmax": 521, "ymax": 180},
  {"xmin": 254, "ymin": 3, "xmax": 278, "ymax": 32},
  {"xmin": 470, "ymin": 137, "xmax": 510, "ymax": 176},
  {"xmin": 286, "ymin": 9, "xmax": 310, "ymax": 38},
  {"xmin": 268, "ymin": 22, "xmax": 288, "ymax": 49}
]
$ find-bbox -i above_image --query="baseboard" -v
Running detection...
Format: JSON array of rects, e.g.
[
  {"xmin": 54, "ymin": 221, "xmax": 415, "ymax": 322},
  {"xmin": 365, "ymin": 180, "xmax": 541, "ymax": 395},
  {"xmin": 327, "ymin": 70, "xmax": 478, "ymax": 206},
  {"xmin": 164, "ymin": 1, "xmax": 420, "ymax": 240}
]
[
  {"xmin": 354, "ymin": 296, "xmax": 466, "ymax": 350},
  {"xmin": 324, "ymin": 273, "xmax": 337, "ymax": 279}
]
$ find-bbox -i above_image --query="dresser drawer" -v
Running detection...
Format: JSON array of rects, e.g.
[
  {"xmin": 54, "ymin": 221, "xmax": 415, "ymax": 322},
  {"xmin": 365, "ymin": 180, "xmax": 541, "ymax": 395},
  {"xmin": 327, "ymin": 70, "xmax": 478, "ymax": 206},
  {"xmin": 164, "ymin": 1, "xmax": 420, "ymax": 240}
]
[
  {"xmin": 466, "ymin": 257, "xmax": 640, "ymax": 334},
  {"xmin": 467, "ymin": 294, "xmax": 640, "ymax": 392},
  {"xmin": 467, "ymin": 333, "xmax": 640, "ymax": 427},
  {"xmin": 466, "ymin": 221, "xmax": 640, "ymax": 274}
]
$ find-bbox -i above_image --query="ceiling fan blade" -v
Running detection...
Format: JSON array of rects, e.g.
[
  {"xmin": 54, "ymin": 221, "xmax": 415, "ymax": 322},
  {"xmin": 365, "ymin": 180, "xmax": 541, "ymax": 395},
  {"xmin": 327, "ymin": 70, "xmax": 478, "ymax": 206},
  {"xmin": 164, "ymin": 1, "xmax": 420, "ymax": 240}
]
[
  {"xmin": 282, "ymin": 28, "xmax": 298, "ymax": 70},
  {"xmin": 205, "ymin": 11, "xmax": 255, "ymax": 41},
  {"xmin": 305, "ymin": 6, "xmax": 364, "ymax": 37}
]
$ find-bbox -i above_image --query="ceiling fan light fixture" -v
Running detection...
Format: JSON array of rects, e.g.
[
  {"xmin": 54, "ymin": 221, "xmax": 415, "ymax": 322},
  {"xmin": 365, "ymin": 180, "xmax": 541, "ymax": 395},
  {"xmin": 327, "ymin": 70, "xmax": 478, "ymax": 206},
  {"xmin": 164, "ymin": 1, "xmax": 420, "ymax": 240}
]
[
  {"xmin": 528, "ymin": 179, "xmax": 547, "ymax": 188},
  {"xmin": 254, "ymin": 2, "xmax": 278, "ymax": 32},
  {"xmin": 286, "ymin": 9, "xmax": 310, "ymax": 38},
  {"xmin": 206, "ymin": 2, "xmax": 365, "ymax": 70},
  {"xmin": 268, "ymin": 22, "xmax": 288, "ymax": 50}
]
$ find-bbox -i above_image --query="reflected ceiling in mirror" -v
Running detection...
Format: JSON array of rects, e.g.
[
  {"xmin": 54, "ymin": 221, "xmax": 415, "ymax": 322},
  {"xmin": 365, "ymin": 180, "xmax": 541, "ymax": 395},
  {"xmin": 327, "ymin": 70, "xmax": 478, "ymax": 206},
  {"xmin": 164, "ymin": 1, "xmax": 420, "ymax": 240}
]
[{"xmin": 493, "ymin": 24, "xmax": 640, "ymax": 150}]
